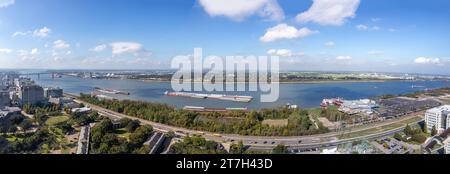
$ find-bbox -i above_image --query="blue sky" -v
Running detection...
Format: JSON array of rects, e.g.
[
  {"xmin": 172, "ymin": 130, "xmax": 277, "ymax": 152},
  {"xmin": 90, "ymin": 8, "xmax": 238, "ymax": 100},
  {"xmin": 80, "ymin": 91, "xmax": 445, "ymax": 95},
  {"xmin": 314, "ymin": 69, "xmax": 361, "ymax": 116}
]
[{"xmin": 0, "ymin": 0, "xmax": 449, "ymax": 74}]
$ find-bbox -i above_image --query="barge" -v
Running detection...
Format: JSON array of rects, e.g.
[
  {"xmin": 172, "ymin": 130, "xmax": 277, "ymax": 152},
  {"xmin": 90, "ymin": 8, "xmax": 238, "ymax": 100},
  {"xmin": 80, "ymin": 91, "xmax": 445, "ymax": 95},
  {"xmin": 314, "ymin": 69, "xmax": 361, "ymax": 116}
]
[
  {"xmin": 94, "ymin": 87, "xmax": 130, "ymax": 95},
  {"xmin": 165, "ymin": 91, "xmax": 253, "ymax": 103},
  {"xmin": 183, "ymin": 106, "xmax": 248, "ymax": 112}
]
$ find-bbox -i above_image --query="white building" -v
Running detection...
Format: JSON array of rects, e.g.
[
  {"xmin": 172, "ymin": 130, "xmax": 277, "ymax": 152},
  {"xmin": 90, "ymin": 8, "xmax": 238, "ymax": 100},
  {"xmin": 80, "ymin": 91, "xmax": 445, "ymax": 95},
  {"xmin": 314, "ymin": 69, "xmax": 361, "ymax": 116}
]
[
  {"xmin": 339, "ymin": 99, "xmax": 378, "ymax": 115},
  {"xmin": 425, "ymin": 105, "xmax": 450, "ymax": 134},
  {"xmin": 71, "ymin": 107, "xmax": 91, "ymax": 113},
  {"xmin": 444, "ymin": 137, "xmax": 450, "ymax": 154},
  {"xmin": 44, "ymin": 87, "xmax": 63, "ymax": 98}
]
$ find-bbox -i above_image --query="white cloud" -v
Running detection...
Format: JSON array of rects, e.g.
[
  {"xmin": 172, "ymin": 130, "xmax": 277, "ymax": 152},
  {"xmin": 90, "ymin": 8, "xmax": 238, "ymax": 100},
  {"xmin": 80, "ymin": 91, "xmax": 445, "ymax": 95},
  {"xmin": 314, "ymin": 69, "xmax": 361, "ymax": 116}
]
[
  {"xmin": 368, "ymin": 50, "xmax": 384, "ymax": 56},
  {"xmin": 90, "ymin": 44, "xmax": 107, "ymax": 52},
  {"xmin": 325, "ymin": 41, "xmax": 335, "ymax": 47},
  {"xmin": 12, "ymin": 31, "xmax": 30, "ymax": 37},
  {"xmin": 296, "ymin": 0, "xmax": 360, "ymax": 26},
  {"xmin": 110, "ymin": 42, "xmax": 151, "ymax": 57},
  {"xmin": 356, "ymin": 24, "xmax": 368, "ymax": 30},
  {"xmin": 0, "ymin": 0, "xmax": 14, "ymax": 8},
  {"xmin": 260, "ymin": 23, "xmax": 318, "ymax": 42},
  {"xmin": 30, "ymin": 48, "xmax": 38, "ymax": 55},
  {"xmin": 356, "ymin": 24, "xmax": 381, "ymax": 31},
  {"xmin": 17, "ymin": 48, "xmax": 38, "ymax": 61},
  {"xmin": 414, "ymin": 57, "xmax": 441, "ymax": 64},
  {"xmin": 198, "ymin": 0, "xmax": 284, "ymax": 21},
  {"xmin": 371, "ymin": 18, "xmax": 381, "ymax": 22},
  {"xmin": 53, "ymin": 40, "xmax": 70, "ymax": 49},
  {"xmin": 267, "ymin": 49, "xmax": 304, "ymax": 57},
  {"xmin": 336, "ymin": 56, "xmax": 352, "ymax": 61},
  {"xmin": 389, "ymin": 28, "xmax": 397, "ymax": 32},
  {"xmin": 12, "ymin": 27, "xmax": 52, "ymax": 38},
  {"xmin": 33, "ymin": 27, "xmax": 51, "ymax": 38},
  {"xmin": 371, "ymin": 26, "xmax": 381, "ymax": 31},
  {"xmin": 0, "ymin": 48, "xmax": 13, "ymax": 54}
]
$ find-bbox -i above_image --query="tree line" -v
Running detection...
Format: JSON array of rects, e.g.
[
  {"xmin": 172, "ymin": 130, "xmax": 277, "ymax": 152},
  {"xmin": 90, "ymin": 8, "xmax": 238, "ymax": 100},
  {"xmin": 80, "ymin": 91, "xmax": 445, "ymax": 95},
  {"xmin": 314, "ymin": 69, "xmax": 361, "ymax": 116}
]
[{"xmin": 79, "ymin": 93, "xmax": 330, "ymax": 136}]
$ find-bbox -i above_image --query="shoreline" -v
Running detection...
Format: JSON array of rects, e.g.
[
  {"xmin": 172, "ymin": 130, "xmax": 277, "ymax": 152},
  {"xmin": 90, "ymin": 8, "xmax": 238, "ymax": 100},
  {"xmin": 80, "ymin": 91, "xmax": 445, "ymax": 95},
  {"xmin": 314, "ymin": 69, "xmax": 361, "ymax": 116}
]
[{"xmin": 117, "ymin": 79, "xmax": 420, "ymax": 84}]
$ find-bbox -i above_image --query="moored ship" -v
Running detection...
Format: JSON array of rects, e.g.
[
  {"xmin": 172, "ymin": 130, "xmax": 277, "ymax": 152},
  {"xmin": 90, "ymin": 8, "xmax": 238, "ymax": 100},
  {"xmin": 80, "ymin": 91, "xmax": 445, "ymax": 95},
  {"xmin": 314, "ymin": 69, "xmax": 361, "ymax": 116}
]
[
  {"xmin": 183, "ymin": 106, "xmax": 248, "ymax": 112},
  {"xmin": 94, "ymin": 87, "xmax": 130, "ymax": 95},
  {"xmin": 165, "ymin": 91, "xmax": 253, "ymax": 103}
]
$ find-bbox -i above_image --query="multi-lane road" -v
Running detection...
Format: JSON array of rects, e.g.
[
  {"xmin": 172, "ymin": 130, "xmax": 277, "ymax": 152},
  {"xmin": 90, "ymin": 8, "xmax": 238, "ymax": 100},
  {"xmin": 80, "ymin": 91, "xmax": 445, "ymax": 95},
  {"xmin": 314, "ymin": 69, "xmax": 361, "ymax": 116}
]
[{"xmin": 67, "ymin": 93, "xmax": 424, "ymax": 150}]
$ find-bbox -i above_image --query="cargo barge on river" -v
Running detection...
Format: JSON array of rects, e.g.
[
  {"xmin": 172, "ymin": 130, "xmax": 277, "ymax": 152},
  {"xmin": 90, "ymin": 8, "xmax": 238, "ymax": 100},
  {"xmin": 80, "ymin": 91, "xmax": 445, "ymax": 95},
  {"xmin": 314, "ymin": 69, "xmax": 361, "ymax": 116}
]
[
  {"xmin": 165, "ymin": 91, "xmax": 253, "ymax": 103},
  {"xmin": 94, "ymin": 87, "xmax": 130, "ymax": 95},
  {"xmin": 183, "ymin": 106, "xmax": 248, "ymax": 112}
]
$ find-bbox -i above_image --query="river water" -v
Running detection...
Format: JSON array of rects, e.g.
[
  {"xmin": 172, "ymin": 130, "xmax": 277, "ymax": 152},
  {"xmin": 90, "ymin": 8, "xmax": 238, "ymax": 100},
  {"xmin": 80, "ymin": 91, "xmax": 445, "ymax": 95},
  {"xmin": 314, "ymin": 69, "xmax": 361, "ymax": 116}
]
[{"xmin": 32, "ymin": 74, "xmax": 448, "ymax": 109}]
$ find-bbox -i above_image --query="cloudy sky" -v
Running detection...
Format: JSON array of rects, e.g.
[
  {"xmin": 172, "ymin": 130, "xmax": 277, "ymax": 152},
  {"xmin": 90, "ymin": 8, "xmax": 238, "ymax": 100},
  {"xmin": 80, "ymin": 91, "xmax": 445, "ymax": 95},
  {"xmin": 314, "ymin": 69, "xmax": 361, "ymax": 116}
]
[{"xmin": 0, "ymin": 0, "xmax": 449, "ymax": 74}]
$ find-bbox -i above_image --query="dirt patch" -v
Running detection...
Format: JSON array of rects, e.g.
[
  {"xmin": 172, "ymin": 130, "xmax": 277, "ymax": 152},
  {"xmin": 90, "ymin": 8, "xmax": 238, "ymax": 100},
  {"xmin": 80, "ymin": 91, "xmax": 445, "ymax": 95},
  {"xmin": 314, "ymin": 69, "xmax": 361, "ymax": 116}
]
[
  {"xmin": 318, "ymin": 117, "xmax": 338, "ymax": 129},
  {"xmin": 262, "ymin": 119, "xmax": 288, "ymax": 127}
]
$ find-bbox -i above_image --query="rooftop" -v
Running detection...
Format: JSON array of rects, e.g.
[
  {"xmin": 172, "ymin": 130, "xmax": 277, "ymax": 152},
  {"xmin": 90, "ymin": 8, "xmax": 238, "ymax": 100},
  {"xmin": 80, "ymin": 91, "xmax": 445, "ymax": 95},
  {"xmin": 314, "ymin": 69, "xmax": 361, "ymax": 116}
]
[{"xmin": 427, "ymin": 105, "xmax": 450, "ymax": 113}]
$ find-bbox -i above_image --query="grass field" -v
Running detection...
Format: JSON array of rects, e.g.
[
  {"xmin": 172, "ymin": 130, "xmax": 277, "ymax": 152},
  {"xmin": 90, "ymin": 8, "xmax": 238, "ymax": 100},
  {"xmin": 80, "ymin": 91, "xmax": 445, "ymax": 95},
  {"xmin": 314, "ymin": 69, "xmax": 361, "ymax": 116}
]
[
  {"xmin": 339, "ymin": 116, "xmax": 423, "ymax": 139},
  {"xmin": 5, "ymin": 135, "xmax": 24, "ymax": 142},
  {"xmin": 115, "ymin": 128, "xmax": 131, "ymax": 140},
  {"xmin": 45, "ymin": 116, "xmax": 70, "ymax": 126}
]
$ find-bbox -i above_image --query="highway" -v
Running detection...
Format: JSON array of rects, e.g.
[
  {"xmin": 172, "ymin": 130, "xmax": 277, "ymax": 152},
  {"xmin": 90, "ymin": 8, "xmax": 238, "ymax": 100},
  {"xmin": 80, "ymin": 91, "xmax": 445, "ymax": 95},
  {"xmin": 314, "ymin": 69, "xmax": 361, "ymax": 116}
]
[{"xmin": 66, "ymin": 93, "xmax": 424, "ymax": 150}]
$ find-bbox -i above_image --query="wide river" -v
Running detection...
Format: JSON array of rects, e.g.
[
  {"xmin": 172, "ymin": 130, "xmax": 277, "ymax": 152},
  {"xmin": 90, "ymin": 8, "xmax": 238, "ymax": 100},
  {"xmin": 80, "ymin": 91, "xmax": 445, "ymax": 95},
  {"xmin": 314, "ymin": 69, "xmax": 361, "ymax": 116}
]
[{"xmin": 32, "ymin": 74, "xmax": 448, "ymax": 109}]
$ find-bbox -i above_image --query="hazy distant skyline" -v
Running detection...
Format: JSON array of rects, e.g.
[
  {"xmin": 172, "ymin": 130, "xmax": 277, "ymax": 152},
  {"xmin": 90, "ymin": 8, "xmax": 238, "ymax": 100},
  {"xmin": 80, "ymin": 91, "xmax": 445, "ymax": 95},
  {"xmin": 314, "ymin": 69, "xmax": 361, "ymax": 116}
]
[{"xmin": 0, "ymin": 0, "xmax": 449, "ymax": 74}]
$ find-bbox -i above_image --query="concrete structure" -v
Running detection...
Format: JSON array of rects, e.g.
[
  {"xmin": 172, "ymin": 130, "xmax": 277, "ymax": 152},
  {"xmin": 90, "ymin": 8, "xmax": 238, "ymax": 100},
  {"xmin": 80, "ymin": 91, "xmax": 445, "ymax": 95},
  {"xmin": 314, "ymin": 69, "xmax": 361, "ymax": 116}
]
[
  {"xmin": 144, "ymin": 132, "xmax": 166, "ymax": 154},
  {"xmin": 339, "ymin": 99, "xmax": 378, "ymax": 115},
  {"xmin": 76, "ymin": 125, "xmax": 91, "ymax": 154},
  {"xmin": 425, "ymin": 105, "xmax": 450, "ymax": 134},
  {"xmin": 0, "ymin": 107, "xmax": 21, "ymax": 119},
  {"xmin": 444, "ymin": 137, "xmax": 450, "ymax": 154},
  {"xmin": 1, "ymin": 73, "xmax": 19, "ymax": 87},
  {"xmin": 0, "ymin": 90, "xmax": 10, "ymax": 107},
  {"xmin": 71, "ymin": 107, "xmax": 92, "ymax": 113},
  {"xmin": 44, "ymin": 87, "xmax": 63, "ymax": 98},
  {"xmin": 14, "ymin": 77, "xmax": 34, "ymax": 88},
  {"xmin": 49, "ymin": 97, "xmax": 76, "ymax": 107},
  {"xmin": 18, "ymin": 85, "xmax": 45, "ymax": 105}
]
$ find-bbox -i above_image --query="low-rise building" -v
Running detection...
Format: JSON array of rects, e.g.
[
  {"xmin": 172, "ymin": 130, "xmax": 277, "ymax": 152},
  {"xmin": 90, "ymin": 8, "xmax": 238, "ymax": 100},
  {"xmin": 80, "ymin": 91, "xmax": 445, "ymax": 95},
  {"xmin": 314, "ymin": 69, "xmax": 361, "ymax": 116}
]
[
  {"xmin": 339, "ymin": 99, "xmax": 378, "ymax": 115},
  {"xmin": 49, "ymin": 97, "xmax": 80, "ymax": 109},
  {"xmin": 71, "ymin": 107, "xmax": 91, "ymax": 113},
  {"xmin": 44, "ymin": 87, "xmax": 63, "ymax": 98},
  {"xmin": 0, "ymin": 107, "xmax": 21, "ymax": 119},
  {"xmin": 444, "ymin": 137, "xmax": 450, "ymax": 154},
  {"xmin": 425, "ymin": 105, "xmax": 450, "ymax": 134}
]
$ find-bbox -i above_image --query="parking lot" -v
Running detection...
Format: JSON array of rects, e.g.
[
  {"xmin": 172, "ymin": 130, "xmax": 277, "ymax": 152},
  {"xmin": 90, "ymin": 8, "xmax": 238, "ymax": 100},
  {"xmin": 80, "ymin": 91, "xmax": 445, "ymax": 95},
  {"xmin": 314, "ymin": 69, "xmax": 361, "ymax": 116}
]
[
  {"xmin": 375, "ymin": 97, "xmax": 441, "ymax": 118},
  {"xmin": 372, "ymin": 137, "xmax": 411, "ymax": 154}
]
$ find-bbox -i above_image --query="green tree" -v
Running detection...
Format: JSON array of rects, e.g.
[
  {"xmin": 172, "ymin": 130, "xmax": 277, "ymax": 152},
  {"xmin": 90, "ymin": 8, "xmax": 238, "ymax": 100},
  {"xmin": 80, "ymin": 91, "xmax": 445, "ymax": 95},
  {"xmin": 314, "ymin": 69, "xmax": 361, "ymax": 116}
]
[
  {"xmin": 423, "ymin": 124, "xmax": 428, "ymax": 134},
  {"xmin": 393, "ymin": 133, "xmax": 403, "ymax": 141},
  {"xmin": 230, "ymin": 141, "xmax": 245, "ymax": 154},
  {"xmin": 118, "ymin": 118, "xmax": 131, "ymax": 128},
  {"xmin": 404, "ymin": 124, "xmax": 413, "ymax": 136},
  {"xmin": 431, "ymin": 126, "xmax": 437, "ymax": 136},
  {"xmin": 166, "ymin": 131, "xmax": 175, "ymax": 138},
  {"xmin": 19, "ymin": 119, "xmax": 33, "ymax": 132},
  {"xmin": 0, "ymin": 136, "xmax": 9, "ymax": 154},
  {"xmin": 272, "ymin": 144, "xmax": 288, "ymax": 154},
  {"xmin": 129, "ymin": 125, "xmax": 153, "ymax": 148},
  {"xmin": 125, "ymin": 120, "xmax": 141, "ymax": 132}
]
